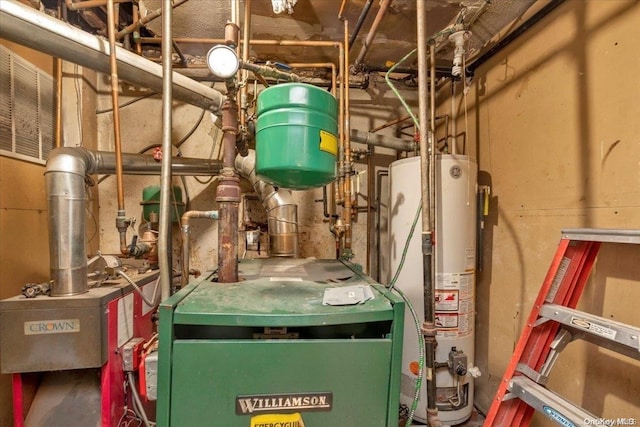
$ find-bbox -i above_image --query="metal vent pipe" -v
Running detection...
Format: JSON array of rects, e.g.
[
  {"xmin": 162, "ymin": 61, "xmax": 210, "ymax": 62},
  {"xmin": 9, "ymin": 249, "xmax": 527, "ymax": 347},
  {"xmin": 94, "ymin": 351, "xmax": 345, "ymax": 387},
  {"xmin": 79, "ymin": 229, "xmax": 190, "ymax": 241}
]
[
  {"xmin": 0, "ymin": 0, "xmax": 225, "ymax": 114},
  {"xmin": 350, "ymin": 129, "xmax": 416, "ymax": 152},
  {"xmin": 235, "ymin": 151, "xmax": 298, "ymax": 257},
  {"xmin": 45, "ymin": 147, "xmax": 223, "ymax": 296}
]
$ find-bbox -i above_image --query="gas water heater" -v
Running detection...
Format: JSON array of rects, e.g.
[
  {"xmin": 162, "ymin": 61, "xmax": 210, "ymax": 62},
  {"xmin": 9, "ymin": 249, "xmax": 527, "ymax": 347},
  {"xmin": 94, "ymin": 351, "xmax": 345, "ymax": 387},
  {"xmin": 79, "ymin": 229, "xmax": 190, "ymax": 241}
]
[{"xmin": 388, "ymin": 155, "xmax": 478, "ymax": 425}]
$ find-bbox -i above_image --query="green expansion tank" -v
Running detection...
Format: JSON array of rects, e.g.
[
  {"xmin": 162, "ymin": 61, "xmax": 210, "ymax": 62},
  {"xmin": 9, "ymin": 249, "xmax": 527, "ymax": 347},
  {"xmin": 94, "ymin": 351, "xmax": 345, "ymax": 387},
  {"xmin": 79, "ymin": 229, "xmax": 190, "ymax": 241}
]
[{"xmin": 255, "ymin": 83, "xmax": 338, "ymax": 190}]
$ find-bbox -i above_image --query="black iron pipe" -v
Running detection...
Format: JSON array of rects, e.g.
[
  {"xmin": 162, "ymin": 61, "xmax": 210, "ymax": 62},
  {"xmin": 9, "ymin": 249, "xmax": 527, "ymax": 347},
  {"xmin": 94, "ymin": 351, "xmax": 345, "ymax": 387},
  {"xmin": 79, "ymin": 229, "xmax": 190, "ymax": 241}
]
[
  {"xmin": 348, "ymin": 0, "xmax": 373, "ymax": 50},
  {"xmin": 466, "ymin": 0, "xmax": 566, "ymax": 74}
]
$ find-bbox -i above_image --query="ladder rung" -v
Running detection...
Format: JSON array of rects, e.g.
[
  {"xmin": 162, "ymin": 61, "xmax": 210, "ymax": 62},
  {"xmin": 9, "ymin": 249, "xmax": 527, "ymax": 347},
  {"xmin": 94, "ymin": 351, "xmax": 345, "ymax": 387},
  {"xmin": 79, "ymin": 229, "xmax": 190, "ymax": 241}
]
[
  {"xmin": 561, "ymin": 228, "xmax": 640, "ymax": 244},
  {"xmin": 508, "ymin": 376, "xmax": 596, "ymax": 424},
  {"xmin": 539, "ymin": 304, "xmax": 640, "ymax": 356}
]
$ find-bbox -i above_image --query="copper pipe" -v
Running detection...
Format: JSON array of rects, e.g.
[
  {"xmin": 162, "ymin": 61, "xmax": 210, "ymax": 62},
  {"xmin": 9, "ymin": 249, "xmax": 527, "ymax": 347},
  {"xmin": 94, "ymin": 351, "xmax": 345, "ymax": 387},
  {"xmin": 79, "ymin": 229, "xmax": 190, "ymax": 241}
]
[
  {"xmin": 65, "ymin": 0, "xmax": 129, "ymax": 10},
  {"xmin": 240, "ymin": 0, "xmax": 251, "ymax": 131},
  {"xmin": 343, "ymin": 20, "xmax": 352, "ymax": 253},
  {"xmin": 370, "ymin": 115, "xmax": 411, "ymax": 133},
  {"xmin": 353, "ymin": 0, "xmax": 392, "ymax": 70},
  {"xmin": 288, "ymin": 63, "xmax": 336, "ymax": 96},
  {"xmin": 132, "ymin": 3, "xmax": 142, "ymax": 55},
  {"xmin": 106, "ymin": 0, "xmax": 125, "ymax": 212},
  {"xmin": 337, "ymin": 0, "xmax": 349, "ymax": 20},
  {"xmin": 115, "ymin": 0, "xmax": 189, "ymax": 40}
]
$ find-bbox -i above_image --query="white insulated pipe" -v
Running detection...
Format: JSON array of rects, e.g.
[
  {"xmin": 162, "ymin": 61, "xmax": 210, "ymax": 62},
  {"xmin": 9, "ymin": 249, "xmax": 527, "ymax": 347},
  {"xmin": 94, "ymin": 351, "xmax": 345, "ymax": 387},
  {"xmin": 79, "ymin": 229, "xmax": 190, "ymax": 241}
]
[{"xmin": 0, "ymin": 0, "xmax": 225, "ymax": 114}]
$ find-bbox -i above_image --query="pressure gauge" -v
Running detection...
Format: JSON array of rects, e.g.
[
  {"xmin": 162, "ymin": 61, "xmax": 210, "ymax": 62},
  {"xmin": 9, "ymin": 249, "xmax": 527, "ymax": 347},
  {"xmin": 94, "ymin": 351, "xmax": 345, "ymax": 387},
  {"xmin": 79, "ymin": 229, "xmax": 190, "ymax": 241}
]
[{"xmin": 206, "ymin": 45, "xmax": 239, "ymax": 79}]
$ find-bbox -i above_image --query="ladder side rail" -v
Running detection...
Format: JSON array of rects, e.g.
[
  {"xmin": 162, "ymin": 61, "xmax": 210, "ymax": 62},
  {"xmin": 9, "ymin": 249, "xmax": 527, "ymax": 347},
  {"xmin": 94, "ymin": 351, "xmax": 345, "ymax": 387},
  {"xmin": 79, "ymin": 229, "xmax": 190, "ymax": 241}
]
[
  {"xmin": 531, "ymin": 241, "xmax": 600, "ymax": 373},
  {"xmin": 565, "ymin": 241, "xmax": 600, "ymax": 308},
  {"xmin": 485, "ymin": 239, "xmax": 600, "ymax": 426},
  {"xmin": 484, "ymin": 239, "xmax": 573, "ymax": 425},
  {"xmin": 509, "ymin": 241, "xmax": 599, "ymax": 425}
]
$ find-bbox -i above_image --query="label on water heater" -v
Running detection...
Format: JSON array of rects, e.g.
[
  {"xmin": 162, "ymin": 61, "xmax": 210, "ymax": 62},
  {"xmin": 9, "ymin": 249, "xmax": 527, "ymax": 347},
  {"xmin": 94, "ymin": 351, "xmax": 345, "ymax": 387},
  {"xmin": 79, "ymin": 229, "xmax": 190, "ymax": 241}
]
[{"xmin": 435, "ymin": 272, "xmax": 475, "ymax": 338}]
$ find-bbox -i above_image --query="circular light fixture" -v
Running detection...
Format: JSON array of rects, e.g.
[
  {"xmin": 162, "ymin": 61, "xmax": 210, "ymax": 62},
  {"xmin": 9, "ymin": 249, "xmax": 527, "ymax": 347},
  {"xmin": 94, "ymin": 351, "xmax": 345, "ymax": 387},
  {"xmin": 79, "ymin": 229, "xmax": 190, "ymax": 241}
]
[{"xmin": 206, "ymin": 45, "xmax": 239, "ymax": 79}]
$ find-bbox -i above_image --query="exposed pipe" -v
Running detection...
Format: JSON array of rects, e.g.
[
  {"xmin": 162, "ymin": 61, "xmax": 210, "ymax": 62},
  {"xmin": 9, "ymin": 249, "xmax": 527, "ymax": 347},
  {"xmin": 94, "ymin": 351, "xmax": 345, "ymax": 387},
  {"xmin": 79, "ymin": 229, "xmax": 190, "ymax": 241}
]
[
  {"xmin": 348, "ymin": 0, "xmax": 374, "ymax": 50},
  {"xmin": 44, "ymin": 147, "xmax": 222, "ymax": 297},
  {"xmin": 115, "ymin": 0, "xmax": 189, "ymax": 40},
  {"xmin": 466, "ymin": 0, "xmax": 566, "ymax": 74},
  {"xmin": 239, "ymin": 0, "xmax": 252, "ymax": 154},
  {"xmin": 106, "ymin": 0, "xmax": 128, "ymax": 255},
  {"xmin": 158, "ymin": 0, "xmax": 174, "ymax": 300},
  {"xmin": 417, "ymin": 0, "xmax": 440, "ymax": 424},
  {"xmin": 235, "ymin": 151, "xmax": 299, "ymax": 258},
  {"xmin": 353, "ymin": 0, "xmax": 392, "ymax": 71},
  {"xmin": 451, "ymin": 80, "xmax": 457, "ymax": 154},
  {"xmin": 65, "ymin": 0, "xmax": 130, "ymax": 11},
  {"xmin": 288, "ymin": 63, "xmax": 336, "ymax": 95},
  {"xmin": 375, "ymin": 169, "xmax": 388, "ymax": 282},
  {"xmin": 0, "ymin": 1, "xmax": 225, "ymax": 114},
  {"xmin": 370, "ymin": 115, "xmax": 411, "ymax": 134},
  {"xmin": 350, "ymin": 129, "xmax": 416, "ymax": 152},
  {"xmin": 181, "ymin": 210, "xmax": 219, "ymax": 287},
  {"xmin": 217, "ymin": 6, "xmax": 242, "ymax": 283},
  {"xmin": 239, "ymin": 61, "xmax": 300, "ymax": 82},
  {"xmin": 337, "ymin": 0, "xmax": 349, "ymax": 20},
  {"xmin": 132, "ymin": 3, "xmax": 142, "ymax": 55},
  {"xmin": 366, "ymin": 144, "xmax": 373, "ymax": 275},
  {"xmin": 54, "ymin": 0, "xmax": 63, "ymax": 148},
  {"xmin": 343, "ymin": 20, "xmax": 353, "ymax": 256}
]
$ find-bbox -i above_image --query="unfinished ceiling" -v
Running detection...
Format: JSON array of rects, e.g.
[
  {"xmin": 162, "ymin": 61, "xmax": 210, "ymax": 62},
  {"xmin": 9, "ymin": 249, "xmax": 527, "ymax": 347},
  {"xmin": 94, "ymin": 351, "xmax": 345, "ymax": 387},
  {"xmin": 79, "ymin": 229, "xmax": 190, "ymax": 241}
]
[{"xmin": 46, "ymin": 0, "xmax": 546, "ymax": 78}]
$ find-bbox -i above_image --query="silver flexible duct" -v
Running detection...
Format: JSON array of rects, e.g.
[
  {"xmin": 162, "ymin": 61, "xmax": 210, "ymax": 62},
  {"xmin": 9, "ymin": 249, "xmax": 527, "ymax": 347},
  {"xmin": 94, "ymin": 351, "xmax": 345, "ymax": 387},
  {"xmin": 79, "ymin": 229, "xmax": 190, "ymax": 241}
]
[
  {"xmin": 235, "ymin": 150, "xmax": 298, "ymax": 257},
  {"xmin": 45, "ymin": 147, "xmax": 223, "ymax": 296}
]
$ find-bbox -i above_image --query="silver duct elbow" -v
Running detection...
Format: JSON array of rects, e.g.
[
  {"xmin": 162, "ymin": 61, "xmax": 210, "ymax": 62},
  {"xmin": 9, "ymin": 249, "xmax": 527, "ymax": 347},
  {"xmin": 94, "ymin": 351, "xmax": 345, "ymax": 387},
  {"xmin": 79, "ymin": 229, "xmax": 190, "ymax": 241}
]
[
  {"xmin": 235, "ymin": 150, "xmax": 298, "ymax": 257},
  {"xmin": 45, "ymin": 147, "xmax": 225, "ymax": 297}
]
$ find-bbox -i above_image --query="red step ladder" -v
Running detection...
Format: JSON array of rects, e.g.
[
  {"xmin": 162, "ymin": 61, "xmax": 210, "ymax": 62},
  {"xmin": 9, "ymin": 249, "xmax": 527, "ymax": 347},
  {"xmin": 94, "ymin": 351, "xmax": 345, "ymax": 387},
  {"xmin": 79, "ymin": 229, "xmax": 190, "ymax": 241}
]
[{"xmin": 484, "ymin": 228, "xmax": 640, "ymax": 426}]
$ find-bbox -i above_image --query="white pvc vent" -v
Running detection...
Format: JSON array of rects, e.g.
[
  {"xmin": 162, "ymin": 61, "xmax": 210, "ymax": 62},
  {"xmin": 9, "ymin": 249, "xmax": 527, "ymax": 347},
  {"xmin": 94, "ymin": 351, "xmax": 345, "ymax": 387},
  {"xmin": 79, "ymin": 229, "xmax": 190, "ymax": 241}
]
[{"xmin": 0, "ymin": 45, "xmax": 55, "ymax": 165}]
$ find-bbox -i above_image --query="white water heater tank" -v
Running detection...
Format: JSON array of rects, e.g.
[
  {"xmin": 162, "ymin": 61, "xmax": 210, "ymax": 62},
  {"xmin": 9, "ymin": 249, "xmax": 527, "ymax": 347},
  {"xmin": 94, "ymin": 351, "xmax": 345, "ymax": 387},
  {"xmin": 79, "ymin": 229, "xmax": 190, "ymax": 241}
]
[{"xmin": 388, "ymin": 155, "xmax": 477, "ymax": 425}]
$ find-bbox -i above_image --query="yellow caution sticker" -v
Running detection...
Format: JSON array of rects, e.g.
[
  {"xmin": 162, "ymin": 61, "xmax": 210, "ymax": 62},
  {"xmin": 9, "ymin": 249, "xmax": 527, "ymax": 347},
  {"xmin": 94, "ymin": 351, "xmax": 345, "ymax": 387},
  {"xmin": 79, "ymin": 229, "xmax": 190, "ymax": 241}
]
[
  {"xmin": 250, "ymin": 412, "xmax": 305, "ymax": 427},
  {"xmin": 319, "ymin": 130, "xmax": 338, "ymax": 156}
]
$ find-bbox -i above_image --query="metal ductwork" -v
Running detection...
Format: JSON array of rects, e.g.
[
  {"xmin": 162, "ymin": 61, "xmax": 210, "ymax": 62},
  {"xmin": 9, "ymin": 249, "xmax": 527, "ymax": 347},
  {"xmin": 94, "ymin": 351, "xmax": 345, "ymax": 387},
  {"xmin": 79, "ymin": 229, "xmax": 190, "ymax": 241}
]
[
  {"xmin": 45, "ymin": 147, "xmax": 223, "ymax": 296},
  {"xmin": 0, "ymin": 0, "xmax": 225, "ymax": 114},
  {"xmin": 350, "ymin": 129, "xmax": 416, "ymax": 152},
  {"xmin": 235, "ymin": 150, "xmax": 298, "ymax": 257}
]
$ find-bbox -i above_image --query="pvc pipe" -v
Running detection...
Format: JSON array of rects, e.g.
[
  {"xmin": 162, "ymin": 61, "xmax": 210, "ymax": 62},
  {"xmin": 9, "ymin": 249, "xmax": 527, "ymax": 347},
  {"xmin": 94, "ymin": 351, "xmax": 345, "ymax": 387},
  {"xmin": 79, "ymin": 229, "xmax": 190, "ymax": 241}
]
[{"xmin": 0, "ymin": 1, "xmax": 225, "ymax": 114}]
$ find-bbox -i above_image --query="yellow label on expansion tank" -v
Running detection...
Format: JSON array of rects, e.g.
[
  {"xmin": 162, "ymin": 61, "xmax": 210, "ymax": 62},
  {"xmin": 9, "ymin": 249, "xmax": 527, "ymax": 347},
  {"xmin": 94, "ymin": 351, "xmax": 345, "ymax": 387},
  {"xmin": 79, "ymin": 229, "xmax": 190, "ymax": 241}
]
[
  {"xmin": 250, "ymin": 412, "xmax": 305, "ymax": 427},
  {"xmin": 319, "ymin": 130, "xmax": 338, "ymax": 156}
]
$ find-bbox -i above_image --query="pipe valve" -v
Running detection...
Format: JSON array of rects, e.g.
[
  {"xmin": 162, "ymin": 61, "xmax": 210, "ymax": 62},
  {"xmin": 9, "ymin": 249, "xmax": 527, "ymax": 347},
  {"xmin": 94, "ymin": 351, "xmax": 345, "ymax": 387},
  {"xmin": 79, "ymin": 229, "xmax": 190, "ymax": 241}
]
[
  {"xmin": 448, "ymin": 347, "xmax": 468, "ymax": 376},
  {"xmin": 448, "ymin": 30, "xmax": 471, "ymax": 77}
]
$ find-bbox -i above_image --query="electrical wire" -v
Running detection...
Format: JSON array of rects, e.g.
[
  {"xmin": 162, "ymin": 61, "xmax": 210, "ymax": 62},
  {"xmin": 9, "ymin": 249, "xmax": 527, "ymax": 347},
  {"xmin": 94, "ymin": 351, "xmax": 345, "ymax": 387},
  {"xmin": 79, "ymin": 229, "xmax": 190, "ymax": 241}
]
[
  {"xmin": 385, "ymin": 49, "xmax": 420, "ymax": 131},
  {"xmin": 386, "ymin": 202, "xmax": 423, "ymax": 425},
  {"xmin": 74, "ymin": 63, "xmax": 83, "ymax": 144},
  {"xmin": 96, "ymin": 92, "xmax": 158, "ymax": 115},
  {"xmin": 117, "ymin": 270, "xmax": 160, "ymax": 307},
  {"xmin": 127, "ymin": 372, "xmax": 154, "ymax": 427}
]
